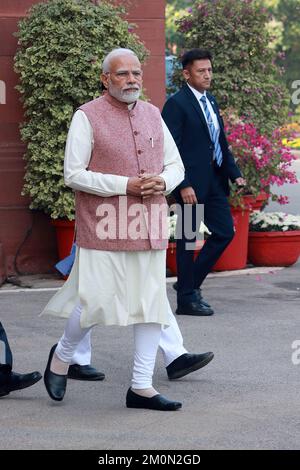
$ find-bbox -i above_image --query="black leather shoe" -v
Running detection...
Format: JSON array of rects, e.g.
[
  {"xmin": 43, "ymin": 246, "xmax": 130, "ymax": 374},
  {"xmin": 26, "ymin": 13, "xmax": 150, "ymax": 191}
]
[
  {"xmin": 126, "ymin": 388, "xmax": 182, "ymax": 411},
  {"xmin": 172, "ymin": 282, "xmax": 211, "ymax": 308},
  {"xmin": 68, "ymin": 364, "xmax": 105, "ymax": 381},
  {"xmin": 176, "ymin": 301, "xmax": 214, "ymax": 316},
  {"xmin": 0, "ymin": 370, "xmax": 42, "ymax": 397},
  {"xmin": 44, "ymin": 344, "xmax": 67, "ymax": 402},
  {"xmin": 195, "ymin": 290, "xmax": 211, "ymax": 308},
  {"xmin": 167, "ymin": 352, "xmax": 214, "ymax": 380}
]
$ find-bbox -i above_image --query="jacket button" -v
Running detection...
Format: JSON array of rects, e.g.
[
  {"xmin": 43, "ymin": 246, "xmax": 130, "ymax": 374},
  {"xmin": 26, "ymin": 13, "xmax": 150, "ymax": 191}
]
[
  {"xmin": 134, "ymin": 131, "xmax": 138, "ymax": 135},
  {"xmin": 137, "ymin": 150, "xmax": 142, "ymax": 155}
]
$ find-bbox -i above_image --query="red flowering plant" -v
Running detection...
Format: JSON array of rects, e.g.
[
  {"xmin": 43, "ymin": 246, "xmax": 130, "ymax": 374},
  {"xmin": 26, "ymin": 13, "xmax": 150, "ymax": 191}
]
[{"xmin": 224, "ymin": 111, "xmax": 298, "ymax": 208}]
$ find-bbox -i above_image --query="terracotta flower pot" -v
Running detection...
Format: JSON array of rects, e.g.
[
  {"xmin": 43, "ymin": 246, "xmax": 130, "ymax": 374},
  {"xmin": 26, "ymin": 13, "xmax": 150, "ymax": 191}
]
[
  {"xmin": 243, "ymin": 192, "xmax": 269, "ymax": 211},
  {"xmin": 166, "ymin": 242, "xmax": 177, "ymax": 276},
  {"xmin": 214, "ymin": 193, "xmax": 269, "ymax": 271},
  {"xmin": 51, "ymin": 219, "xmax": 75, "ymax": 261},
  {"xmin": 213, "ymin": 203, "xmax": 250, "ymax": 271},
  {"xmin": 248, "ymin": 230, "xmax": 300, "ymax": 266},
  {"xmin": 166, "ymin": 240, "xmax": 204, "ymax": 276}
]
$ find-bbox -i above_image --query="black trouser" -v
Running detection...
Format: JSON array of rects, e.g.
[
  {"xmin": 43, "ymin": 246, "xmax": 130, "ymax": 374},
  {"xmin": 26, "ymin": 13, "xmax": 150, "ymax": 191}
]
[
  {"xmin": 0, "ymin": 322, "xmax": 13, "ymax": 374},
  {"xmin": 176, "ymin": 172, "xmax": 234, "ymax": 305}
]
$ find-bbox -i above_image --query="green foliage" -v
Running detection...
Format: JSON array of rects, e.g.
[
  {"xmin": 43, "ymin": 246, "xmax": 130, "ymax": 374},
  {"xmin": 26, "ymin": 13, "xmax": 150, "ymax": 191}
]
[
  {"xmin": 171, "ymin": 0, "xmax": 289, "ymax": 135},
  {"xmin": 166, "ymin": 1, "xmax": 192, "ymax": 53},
  {"xmin": 166, "ymin": 4, "xmax": 186, "ymax": 53},
  {"xmin": 262, "ymin": 0, "xmax": 280, "ymax": 9},
  {"xmin": 14, "ymin": 0, "xmax": 147, "ymax": 220}
]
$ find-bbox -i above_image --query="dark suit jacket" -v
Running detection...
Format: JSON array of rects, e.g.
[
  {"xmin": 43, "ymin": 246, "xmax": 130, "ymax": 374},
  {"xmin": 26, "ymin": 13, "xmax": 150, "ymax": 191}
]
[{"xmin": 162, "ymin": 84, "xmax": 242, "ymax": 202}]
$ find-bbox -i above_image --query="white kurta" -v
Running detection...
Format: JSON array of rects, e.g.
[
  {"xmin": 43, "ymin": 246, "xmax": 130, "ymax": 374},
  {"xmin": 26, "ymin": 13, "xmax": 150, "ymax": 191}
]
[{"xmin": 41, "ymin": 108, "xmax": 184, "ymax": 328}]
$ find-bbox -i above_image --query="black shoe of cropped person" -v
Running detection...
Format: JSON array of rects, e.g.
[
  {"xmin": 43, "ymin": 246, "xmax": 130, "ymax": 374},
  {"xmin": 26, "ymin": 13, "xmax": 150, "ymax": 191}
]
[{"xmin": 0, "ymin": 369, "xmax": 42, "ymax": 397}]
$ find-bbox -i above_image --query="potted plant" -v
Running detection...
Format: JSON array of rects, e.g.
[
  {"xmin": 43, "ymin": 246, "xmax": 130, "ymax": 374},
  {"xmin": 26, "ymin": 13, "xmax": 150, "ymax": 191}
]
[
  {"xmin": 213, "ymin": 112, "xmax": 298, "ymax": 271},
  {"xmin": 248, "ymin": 211, "xmax": 300, "ymax": 266},
  {"xmin": 225, "ymin": 111, "xmax": 298, "ymax": 210},
  {"xmin": 14, "ymin": 0, "xmax": 147, "ymax": 261}
]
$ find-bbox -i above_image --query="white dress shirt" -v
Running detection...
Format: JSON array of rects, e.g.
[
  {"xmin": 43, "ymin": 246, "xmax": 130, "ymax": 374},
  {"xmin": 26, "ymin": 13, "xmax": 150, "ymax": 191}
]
[
  {"xmin": 64, "ymin": 110, "xmax": 184, "ymax": 197},
  {"xmin": 187, "ymin": 83, "xmax": 219, "ymax": 131}
]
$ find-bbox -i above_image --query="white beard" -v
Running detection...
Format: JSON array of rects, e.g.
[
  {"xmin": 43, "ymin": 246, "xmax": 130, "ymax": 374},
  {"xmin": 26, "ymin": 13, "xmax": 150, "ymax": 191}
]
[{"xmin": 109, "ymin": 84, "xmax": 141, "ymax": 104}]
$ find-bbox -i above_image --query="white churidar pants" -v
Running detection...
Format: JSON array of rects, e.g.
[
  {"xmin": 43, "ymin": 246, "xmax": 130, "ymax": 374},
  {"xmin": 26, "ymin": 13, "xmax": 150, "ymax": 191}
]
[
  {"xmin": 57, "ymin": 302, "xmax": 187, "ymax": 388},
  {"xmin": 69, "ymin": 301, "xmax": 187, "ymax": 368}
]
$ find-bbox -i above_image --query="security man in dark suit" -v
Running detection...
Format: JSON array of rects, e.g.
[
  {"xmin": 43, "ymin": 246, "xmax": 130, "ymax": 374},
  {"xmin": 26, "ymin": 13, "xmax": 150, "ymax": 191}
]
[{"xmin": 162, "ymin": 49, "xmax": 246, "ymax": 316}]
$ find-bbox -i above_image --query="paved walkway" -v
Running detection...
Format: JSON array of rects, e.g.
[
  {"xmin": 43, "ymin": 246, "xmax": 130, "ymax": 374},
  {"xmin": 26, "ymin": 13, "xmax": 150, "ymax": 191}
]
[{"xmin": 0, "ymin": 261, "xmax": 299, "ymax": 449}]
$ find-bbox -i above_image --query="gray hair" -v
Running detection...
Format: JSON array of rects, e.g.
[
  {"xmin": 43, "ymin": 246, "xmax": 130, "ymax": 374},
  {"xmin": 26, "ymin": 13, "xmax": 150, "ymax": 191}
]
[{"xmin": 102, "ymin": 48, "xmax": 138, "ymax": 73}]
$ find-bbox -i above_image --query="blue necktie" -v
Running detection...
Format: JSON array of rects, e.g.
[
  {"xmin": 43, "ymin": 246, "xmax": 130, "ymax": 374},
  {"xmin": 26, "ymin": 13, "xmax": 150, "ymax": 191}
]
[{"xmin": 200, "ymin": 95, "xmax": 223, "ymax": 166}]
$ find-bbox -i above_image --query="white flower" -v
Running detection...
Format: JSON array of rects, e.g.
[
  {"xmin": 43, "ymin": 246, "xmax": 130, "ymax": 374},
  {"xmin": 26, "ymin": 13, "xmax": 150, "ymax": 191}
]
[
  {"xmin": 199, "ymin": 221, "xmax": 212, "ymax": 235},
  {"xmin": 167, "ymin": 214, "xmax": 211, "ymax": 240},
  {"xmin": 250, "ymin": 211, "xmax": 300, "ymax": 231},
  {"xmin": 253, "ymin": 146, "xmax": 263, "ymax": 159},
  {"xmin": 168, "ymin": 214, "xmax": 178, "ymax": 241}
]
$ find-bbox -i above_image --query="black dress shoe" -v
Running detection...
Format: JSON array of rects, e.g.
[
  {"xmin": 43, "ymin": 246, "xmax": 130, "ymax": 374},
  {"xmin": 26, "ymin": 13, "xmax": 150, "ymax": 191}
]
[
  {"xmin": 0, "ymin": 370, "xmax": 42, "ymax": 397},
  {"xmin": 195, "ymin": 290, "xmax": 211, "ymax": 308},
  {"xmin": 172, "ymin": 282, "xmax": 211, "ymax": 308},
  {"xmin": 176, "ymin": 301, "xmax": 214, "ymax": 316},
  {"xmin": 126, "ymin": 388, "xmax": 182, "ymax": 411},
  {"xmin": 44, "ymin": 344, "xmax": 67, "ymax": 402},
  {"xmin": 68, "ymin": 364, "xmax": 105, "ymax": 381},
  {"xmin": 167, "ymin": 352, "xmax": 214, "ymax": 380}
]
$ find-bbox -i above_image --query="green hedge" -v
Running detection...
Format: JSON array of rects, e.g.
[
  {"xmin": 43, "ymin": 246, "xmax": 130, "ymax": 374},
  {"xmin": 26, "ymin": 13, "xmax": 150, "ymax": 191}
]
[{"xmin": 14, "ymin": 0, "xmax": 147, "ymax": 220}]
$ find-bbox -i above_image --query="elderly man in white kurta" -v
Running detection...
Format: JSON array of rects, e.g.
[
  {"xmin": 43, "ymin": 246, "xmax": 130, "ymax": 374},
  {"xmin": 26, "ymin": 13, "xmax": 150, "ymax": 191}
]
[{"xmin": 42, "ymin": 49, "xmax": 213, "ymax": 411}]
